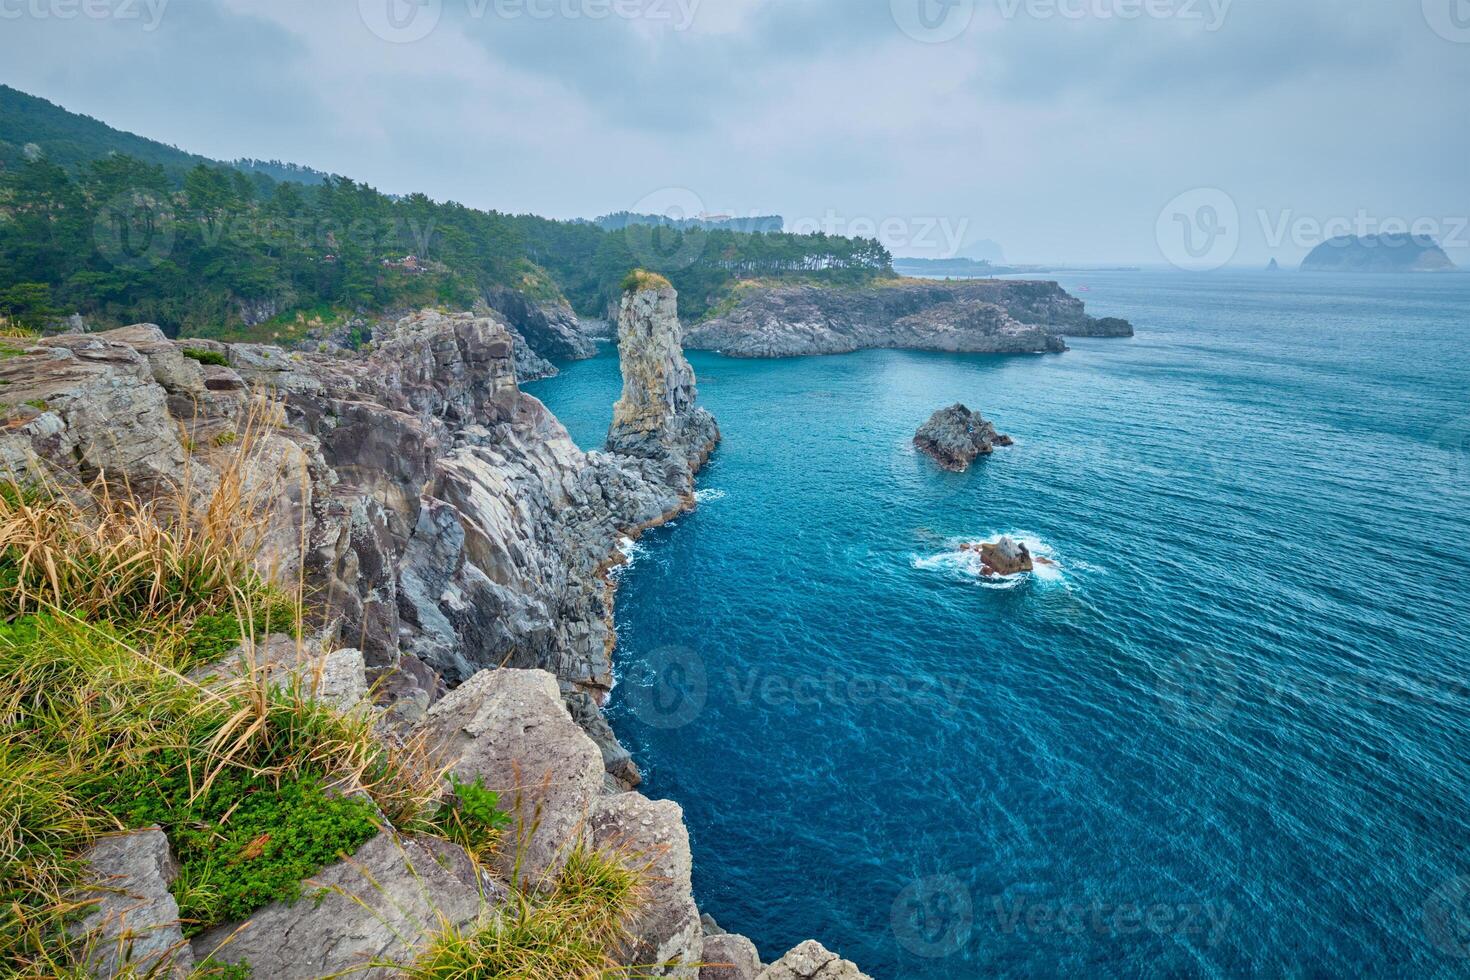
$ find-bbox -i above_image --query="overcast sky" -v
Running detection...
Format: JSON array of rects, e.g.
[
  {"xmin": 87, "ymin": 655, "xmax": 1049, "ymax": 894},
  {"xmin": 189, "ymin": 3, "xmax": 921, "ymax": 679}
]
[{"xmin": 2, "ymin": 0, "xmax": 1466, "ymax": 266}]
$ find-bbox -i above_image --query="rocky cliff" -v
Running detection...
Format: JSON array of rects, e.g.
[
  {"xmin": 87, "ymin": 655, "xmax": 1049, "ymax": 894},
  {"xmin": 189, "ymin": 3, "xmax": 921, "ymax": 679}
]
[
  {"xmin": 683, "ymin": 278, "xmax": 1133, "ymax": 358},
  {"xmin": 607, "ymin": 277, "xmax": 721, "ymax": 492},
  {"xmin": 0, "ymin": 299, "xmax": 867, "ymax": 977},
  {"xmin": 1300, "ymin": 234, "xmax": 1458, "ymax": 273},
  {"xmin": 483, "ymin": 285, "xmax": 601, "ymax": 380}
]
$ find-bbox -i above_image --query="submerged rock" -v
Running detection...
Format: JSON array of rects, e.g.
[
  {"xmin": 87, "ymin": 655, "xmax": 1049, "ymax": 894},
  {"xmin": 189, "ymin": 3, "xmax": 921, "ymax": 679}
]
[{"xmin": 914, "ymin": 404, "xmax": 1013, "ymax": 472}]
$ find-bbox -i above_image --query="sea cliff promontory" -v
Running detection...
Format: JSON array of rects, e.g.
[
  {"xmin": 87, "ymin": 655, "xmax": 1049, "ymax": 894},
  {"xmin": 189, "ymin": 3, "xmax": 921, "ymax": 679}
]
[{"xmin": 683, "ymin": 278, "xmax": 1133, "ymax": 358}]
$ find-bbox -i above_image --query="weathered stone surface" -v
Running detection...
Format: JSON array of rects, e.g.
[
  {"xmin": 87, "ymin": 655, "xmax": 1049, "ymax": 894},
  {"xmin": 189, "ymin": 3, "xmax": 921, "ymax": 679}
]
[
  {"xmin": 607, "ymin": 283, "xmax": 720, "ymax": 495},
  {"xmin": 190, "ymin": 832, "xmax": 497, "ymax": 979},
  {"xmin": 71, "ymin": 829, "xmax": 193, "ymax": 978},
  {"xmin": 961, "ymin": 535, "xmax": 1036, "ymax": 577},
  {"xmin": 701, "ymin": 933, "xmax": 763, "ymax": 980},
  {"xmin": 419, "ymin": 669, "xmax": 604, "ymax": 881},
  {"xmin": 484, "ymin": 285, "xmax": 599, "ymax": 364},
  {"xmin": 590, "ymin": 792, "xmax": 701, "ymax": 976},
  {"xmin": 684, "ymin": 278, "xmax": 1132, "ymax": 357},
  {"xmin": 914, "ymin": 404, "xmax": 1013, "ymax": 472},
  {"xmin": 757, "ymin": 941, "xmax": 872, "ymax": 980}
]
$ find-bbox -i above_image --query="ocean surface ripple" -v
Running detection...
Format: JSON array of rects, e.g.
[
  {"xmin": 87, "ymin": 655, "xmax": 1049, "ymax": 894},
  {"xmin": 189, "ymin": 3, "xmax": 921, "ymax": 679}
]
[{"xmin": 527, "ymin": 271, "xmax": 1470, "ymax": 978}]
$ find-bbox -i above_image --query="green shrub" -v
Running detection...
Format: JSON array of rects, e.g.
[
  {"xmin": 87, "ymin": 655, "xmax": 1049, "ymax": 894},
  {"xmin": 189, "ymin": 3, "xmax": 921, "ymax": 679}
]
[
  {"xmin": 182, "ymin": 348, "xmax": 229, "ymax": 367},
  {"xmin": 426, "ymin": 775, "xmax": 510, "ymax": 859}
]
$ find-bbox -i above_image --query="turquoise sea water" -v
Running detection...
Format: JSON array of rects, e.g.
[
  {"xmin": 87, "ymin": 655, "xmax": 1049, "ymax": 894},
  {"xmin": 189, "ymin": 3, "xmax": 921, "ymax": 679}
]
[{"xmin": 527, "ymin": 271, "xmax": 1470, "ymax": 978}]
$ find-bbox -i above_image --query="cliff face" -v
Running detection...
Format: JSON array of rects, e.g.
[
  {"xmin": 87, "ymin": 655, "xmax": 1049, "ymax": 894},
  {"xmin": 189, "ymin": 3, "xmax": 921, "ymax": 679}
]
[
  {"xmin": 1301, "ymin": 234, "xmax": 1458, "ymax": 273},
  {"xmin": 607, "ymin": 282, "xmax": 721, "ymax": 494},
  {"xmin": 683, "ymin": 278, "xmax": 1133, "ymax": 358},
  {"xmin": 483, "ymin": 285, "xmax": 601, "ymax": 380}
]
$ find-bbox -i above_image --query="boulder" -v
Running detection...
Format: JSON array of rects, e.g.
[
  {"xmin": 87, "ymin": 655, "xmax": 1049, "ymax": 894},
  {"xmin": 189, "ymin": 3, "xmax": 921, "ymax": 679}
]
[
  {"xmin": 590, "ymin": 792, "xmax": 701, "ymax": 976},
  {"xmin": 701, "ymin": 933, "xmax": 763, "ymax": 980},
  {"xmin": 960, "ymin": 536, "xmax": 1035, "ymax": 576},
  {"xmin": 70, "ymin": 828, "xmax": 193, "ymax": 978},
  {"xmin": 914, "ymin": 404, "xmax": 1013, "ymax": 472},
  {"xmin": 418, "ymin": 669, "xmax": 604, "ymax": 882},
  {"xmin": 757, "ymin": 941, "xmax": 871, "ymax": 980},
  {"xmin": 190, "ymin": 832, "xmax": 497, "ymax": 979}
]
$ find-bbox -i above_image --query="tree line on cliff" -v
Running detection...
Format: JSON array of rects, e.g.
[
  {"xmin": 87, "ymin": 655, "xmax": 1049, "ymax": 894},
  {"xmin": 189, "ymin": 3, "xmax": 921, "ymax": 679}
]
[{"xmin": 0, "ymin": 87, "xmax": 892, "ymax": 337}]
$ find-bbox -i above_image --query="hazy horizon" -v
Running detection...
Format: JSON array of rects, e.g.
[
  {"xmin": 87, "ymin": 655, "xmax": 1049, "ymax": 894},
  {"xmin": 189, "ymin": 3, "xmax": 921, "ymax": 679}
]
[{"xmin": 1, "ymin": 0, "xmax": 1466, "ymax": 269}]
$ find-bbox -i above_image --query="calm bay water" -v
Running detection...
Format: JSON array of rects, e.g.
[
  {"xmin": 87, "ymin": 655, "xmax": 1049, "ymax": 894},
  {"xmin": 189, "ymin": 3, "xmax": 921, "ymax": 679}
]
[{"xmin": 527, "ymin": 271, "xmax": 1470, "ymax": 978}]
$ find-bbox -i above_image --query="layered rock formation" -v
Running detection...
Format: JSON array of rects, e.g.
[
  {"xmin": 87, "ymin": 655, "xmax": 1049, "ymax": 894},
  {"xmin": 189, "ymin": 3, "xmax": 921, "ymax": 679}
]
[
  {"xmin": 0, "ymin": 299, "xmax": 873, "ymax": 978},
  {"xmin": 683, "ymin": 278, "xmax": 1133, "ymax": 358},
  {"xmin": 1301, "ymin": 234, "xmax": 1457, "ymax": 273},
  {"xmin": 915, "ymin": 404, "xmax": 1013, "ymax": 472},
  {"xmin": 607, "ymin": 275, "xmax": 721, "ymax": 494},
  {"xmin": 483, "ymin": 285, "xmax": 601, "ymax": 380}
]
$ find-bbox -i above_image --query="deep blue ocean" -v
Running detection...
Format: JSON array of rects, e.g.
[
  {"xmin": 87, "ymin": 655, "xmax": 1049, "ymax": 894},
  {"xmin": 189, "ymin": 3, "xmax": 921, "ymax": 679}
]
[{"xmin": 526, "ymin": 270, "xmax": 1470, "ymax": 978}]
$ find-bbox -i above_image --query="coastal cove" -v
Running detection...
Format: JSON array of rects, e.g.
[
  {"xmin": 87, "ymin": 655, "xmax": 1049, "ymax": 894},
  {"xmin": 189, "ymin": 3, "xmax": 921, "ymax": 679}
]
[{"xmin": 529, "ymin": 270, "xmax": 1470, "ymax": 978}]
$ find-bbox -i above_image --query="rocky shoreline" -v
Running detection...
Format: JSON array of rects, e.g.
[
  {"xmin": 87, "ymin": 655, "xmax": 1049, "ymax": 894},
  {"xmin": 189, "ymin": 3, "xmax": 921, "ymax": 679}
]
[
  {"xmin": 683, "ymin": 278, "xmax": 1133, "ymax": 358},
  {"xmin": 0, "ymin": 278, "xmax": 866, "ymax": 977}
]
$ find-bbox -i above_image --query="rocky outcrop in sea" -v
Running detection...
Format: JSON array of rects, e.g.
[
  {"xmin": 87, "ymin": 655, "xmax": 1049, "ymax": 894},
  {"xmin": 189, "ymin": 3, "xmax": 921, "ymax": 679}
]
[
  {"xmin": 1300, "ymin": 234, "xmax": 1458, "ymax": 273},
  {"xmin": 683, "ymin": 278, "xmax": 1133, "ymax": 358},
  {"xmin": 0, "ymin": 290, "xmax": 865, "ymax": 977},
  {"xmin": 915, "ymin": 404, "xmax": 1013, "ymax": 472}
]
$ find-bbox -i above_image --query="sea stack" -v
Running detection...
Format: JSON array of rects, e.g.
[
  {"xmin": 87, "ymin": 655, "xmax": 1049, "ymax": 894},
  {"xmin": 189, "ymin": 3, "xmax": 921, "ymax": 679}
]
[
  {"xmin": 914, "ymin": 404, "xmax": 1014, "ymax": 472},
  {"xmin": 960, "ymin": 536, "xmax": 1035, "ymax": 577},
  {"xmin": 606, "ymin": 271, "xmax": 720, "ymax": 494}
]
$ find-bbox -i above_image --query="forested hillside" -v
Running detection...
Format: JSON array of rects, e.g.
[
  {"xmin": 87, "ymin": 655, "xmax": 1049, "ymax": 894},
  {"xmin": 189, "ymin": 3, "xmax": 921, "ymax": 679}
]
[{"xmin": 0, "ymin": 85, "xmax": 892, "ymax": 340}]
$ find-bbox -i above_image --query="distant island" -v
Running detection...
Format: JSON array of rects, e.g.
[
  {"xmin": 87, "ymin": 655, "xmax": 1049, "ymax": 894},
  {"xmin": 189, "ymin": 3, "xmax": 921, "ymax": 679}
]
[{"xmin": 1300, "ymin": 234, "xmax": 1458, "ymax": 273}]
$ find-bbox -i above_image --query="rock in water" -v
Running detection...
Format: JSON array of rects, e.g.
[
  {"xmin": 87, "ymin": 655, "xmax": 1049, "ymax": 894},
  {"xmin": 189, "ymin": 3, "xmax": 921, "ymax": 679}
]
[
  {"xmin": 914, "ymin": 404, "xmax": 1013, "ymax": 472},
  {"xmin": 606, "ymin": 273, "xmax": 721, "ymax": 493},
  {"xmin": 960, "ymin": 536, "xmax": 1035, "ymax": 576}
]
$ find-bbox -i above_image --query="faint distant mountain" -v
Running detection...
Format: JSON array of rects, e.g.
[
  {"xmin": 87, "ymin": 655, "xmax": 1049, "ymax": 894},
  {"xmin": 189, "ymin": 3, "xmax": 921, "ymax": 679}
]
[
  {"xmin": 960, "ymin": 238, "xmax": 1007, "ymax": 264},
  {"xmin": 595, "ymin": 211, "xmax": 783, "ymax": 234},
  {"xmin": 1266, "ymin": 258, "xmax": 1282, "ymax": 272},
  {"xmin": 1300, "ymin": 235, "xmax": 1457, "ymax": 273}
]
